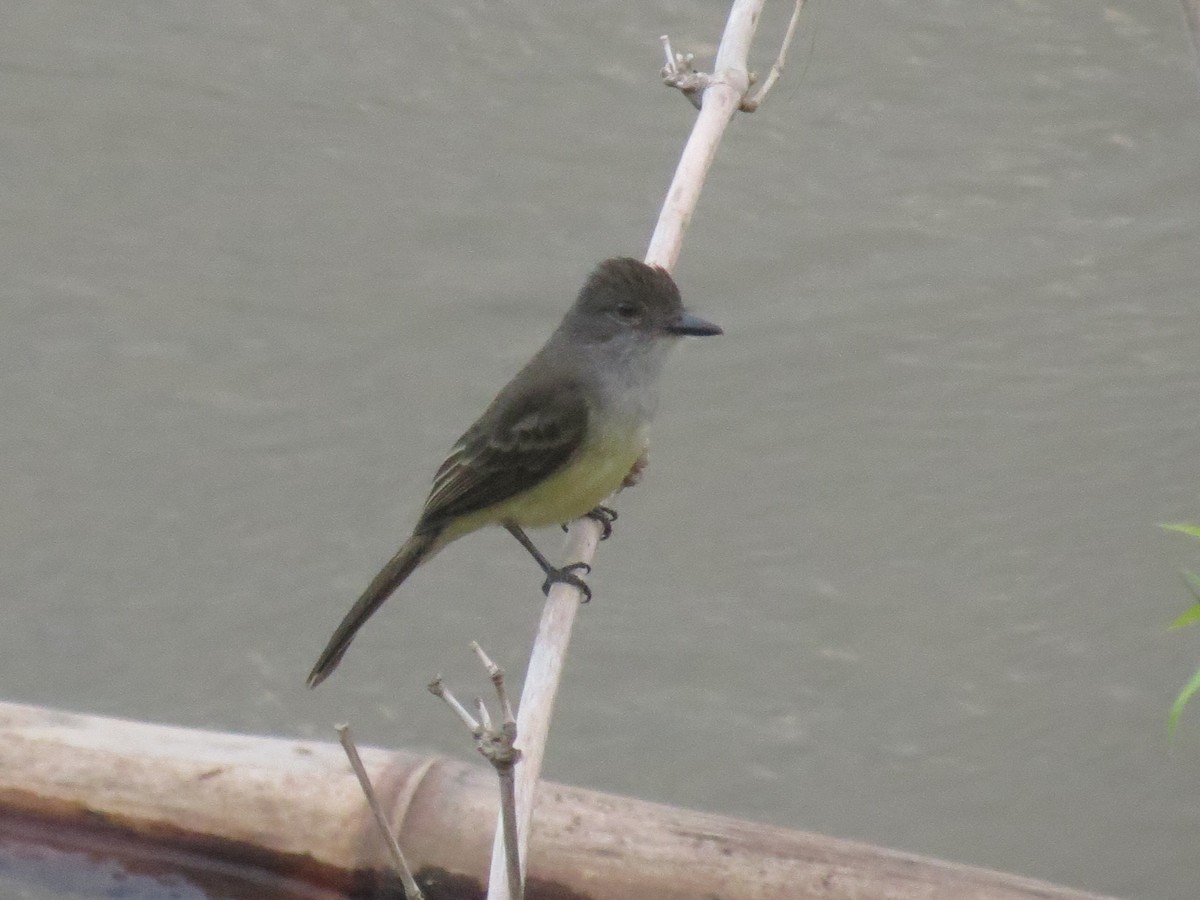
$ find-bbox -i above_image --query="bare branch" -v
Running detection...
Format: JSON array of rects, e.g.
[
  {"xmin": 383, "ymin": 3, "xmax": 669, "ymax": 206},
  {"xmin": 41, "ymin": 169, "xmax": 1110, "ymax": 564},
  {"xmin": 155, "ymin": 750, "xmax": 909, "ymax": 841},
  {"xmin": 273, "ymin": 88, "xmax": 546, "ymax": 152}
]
[
  {"xmin": 742, "ymin": 0, "xmax": 807, "ymax": 112},
  {"xmin": 473, "ymin": 640, "xmax": 517, "ymax": 724},
  {"xmin": 647, "ymin": 0, "xmax": 767, "ymax": 270},
  {"xmin": 495, "ymin": 757, "xmax": 522, "ymax": 900},
  {"xmin": 661, "ymin": 33, "xmax": 707, "ymax": 110},
  {"xmin": 428, "ymin": 675, "xmax": 480, "ymax": 732},
  {"xmin": 436, "ymin": 650, "xmax": 524, "ymax": 900},
  {"xmin": 335, "ymin": 724, "xmax": 425, "ymax": 900}
]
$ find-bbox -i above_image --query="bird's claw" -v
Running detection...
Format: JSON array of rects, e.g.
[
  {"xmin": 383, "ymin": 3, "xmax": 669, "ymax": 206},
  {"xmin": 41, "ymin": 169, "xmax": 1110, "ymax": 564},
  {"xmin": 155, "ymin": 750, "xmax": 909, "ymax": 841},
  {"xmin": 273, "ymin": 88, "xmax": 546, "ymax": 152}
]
[
  {"xmin": 542, "ymin": 561, "xmax": 592, "ymax": 602},
  {"xmin": 560, "ymin": 505, "xmax": 618, "ymax": 541}
]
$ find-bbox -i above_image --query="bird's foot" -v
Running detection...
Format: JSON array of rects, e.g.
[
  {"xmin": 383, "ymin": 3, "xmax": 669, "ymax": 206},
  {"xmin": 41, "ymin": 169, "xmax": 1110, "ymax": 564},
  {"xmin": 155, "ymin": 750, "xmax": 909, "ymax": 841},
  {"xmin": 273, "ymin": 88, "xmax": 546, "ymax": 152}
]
[
  {"xmin": 586, "ymin": 505, "xmax": 617, "ymax": 539},
  {"xmin": 561, "ymin": 505, "xmax": 618, "ymax": 540},
  {"xmin": 542, "ymin": 561, "xmax": 592, "ymax": 602}
]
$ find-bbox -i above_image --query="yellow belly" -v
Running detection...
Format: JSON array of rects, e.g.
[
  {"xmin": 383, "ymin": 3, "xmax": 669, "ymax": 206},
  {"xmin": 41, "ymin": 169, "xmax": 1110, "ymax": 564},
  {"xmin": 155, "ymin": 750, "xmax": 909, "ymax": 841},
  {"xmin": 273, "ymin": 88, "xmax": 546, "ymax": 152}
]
[{"xmin": 444, "ymin": 425, "xmax": 646, "ymax": 540}]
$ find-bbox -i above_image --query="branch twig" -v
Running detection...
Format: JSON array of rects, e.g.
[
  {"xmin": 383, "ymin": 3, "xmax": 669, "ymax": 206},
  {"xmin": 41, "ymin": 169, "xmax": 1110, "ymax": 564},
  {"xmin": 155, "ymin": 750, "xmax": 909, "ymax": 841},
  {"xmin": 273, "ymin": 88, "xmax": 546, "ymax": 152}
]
[
  {"xmin": 741, "ymin": 0, "xmax": 806, "ymax": 111},
  {"xmin": 661, "ymin": 0, "xmax": 805, "ymax": 113},
  {"xmin": 660, "ymin": 34, "xmax": 707, "ymax": 110},
  {"xmin": 431, "ymin": 644, "xmax": 523, "ymax": 900},
  {"xmin": 335, "ymin": 724, "xmax": 425, "ymax": 900}
]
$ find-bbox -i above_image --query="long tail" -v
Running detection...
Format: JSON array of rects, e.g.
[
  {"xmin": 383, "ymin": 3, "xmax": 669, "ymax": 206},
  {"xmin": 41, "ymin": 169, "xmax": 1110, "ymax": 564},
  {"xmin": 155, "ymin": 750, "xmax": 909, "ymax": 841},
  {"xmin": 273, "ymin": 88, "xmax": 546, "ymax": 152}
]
[{"xmin": 306, "ymin": 528, "xmax": 442, "ymax": 688}]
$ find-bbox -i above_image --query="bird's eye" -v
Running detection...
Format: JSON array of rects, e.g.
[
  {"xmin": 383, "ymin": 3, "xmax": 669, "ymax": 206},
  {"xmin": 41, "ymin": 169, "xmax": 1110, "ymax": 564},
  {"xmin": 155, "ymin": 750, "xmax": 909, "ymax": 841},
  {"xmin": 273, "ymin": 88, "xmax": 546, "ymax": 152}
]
[{"xmin": 614, "ymin": 303, "xmax": 639, "ymax": 321}]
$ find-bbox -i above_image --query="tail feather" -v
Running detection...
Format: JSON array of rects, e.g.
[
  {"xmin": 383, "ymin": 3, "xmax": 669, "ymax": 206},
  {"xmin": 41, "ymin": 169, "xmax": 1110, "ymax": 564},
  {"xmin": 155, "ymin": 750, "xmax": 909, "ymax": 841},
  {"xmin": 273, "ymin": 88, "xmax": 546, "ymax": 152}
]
[{"xmin": 306, "ymin": 529, "xmax": 441, "ymax": 688}]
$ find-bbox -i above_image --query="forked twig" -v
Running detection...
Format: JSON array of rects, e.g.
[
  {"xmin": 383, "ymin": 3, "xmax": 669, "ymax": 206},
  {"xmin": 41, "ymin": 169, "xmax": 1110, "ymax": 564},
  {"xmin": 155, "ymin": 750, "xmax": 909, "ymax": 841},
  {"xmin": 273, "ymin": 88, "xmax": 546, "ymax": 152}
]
[
  {"xmin": 741, "ymin": 0, "xmax": 807, "ymax": 111},
  {"xmin": 662, "ymin": 0, "xmax": 806, "ymax": 112},
  {"xmin": 430, "ymin": 643, "xmax": 523, "ymax": 900},
  {"xmin": 661, "ymin": 34, "xmax": 708, "ymax": 110}
]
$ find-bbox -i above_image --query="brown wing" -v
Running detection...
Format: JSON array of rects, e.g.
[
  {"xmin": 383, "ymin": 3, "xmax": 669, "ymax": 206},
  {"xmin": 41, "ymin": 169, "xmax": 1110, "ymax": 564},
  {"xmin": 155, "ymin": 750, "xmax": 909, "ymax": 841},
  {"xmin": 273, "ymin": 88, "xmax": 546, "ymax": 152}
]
[{"xmin": 416, "ymin": 379, "xmax": 589, "ymax": 532}]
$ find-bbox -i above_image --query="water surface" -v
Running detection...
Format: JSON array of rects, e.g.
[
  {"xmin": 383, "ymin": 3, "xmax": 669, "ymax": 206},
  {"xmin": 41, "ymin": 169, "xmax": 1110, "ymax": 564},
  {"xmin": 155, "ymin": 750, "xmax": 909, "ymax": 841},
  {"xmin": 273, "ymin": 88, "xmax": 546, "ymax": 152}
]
[{"xmin": 2, "ymin": 1, "xmax": 1198, "ymax": 897}]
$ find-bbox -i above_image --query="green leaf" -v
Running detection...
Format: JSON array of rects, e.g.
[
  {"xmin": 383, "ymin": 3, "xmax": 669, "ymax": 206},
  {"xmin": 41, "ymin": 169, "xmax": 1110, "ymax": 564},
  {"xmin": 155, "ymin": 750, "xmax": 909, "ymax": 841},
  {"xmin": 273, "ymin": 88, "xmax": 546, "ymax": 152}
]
[
  {"xmin": 1169, "ymin": 667, "xmax": 1200, "ymax": 735},
  {"xmin": 1171, "ymin": 599, "xmax": 1200, "ymax": 630},
  {"xmin": 1160, "ymin": 523, "xmax": 1200, "ymax": 541}
]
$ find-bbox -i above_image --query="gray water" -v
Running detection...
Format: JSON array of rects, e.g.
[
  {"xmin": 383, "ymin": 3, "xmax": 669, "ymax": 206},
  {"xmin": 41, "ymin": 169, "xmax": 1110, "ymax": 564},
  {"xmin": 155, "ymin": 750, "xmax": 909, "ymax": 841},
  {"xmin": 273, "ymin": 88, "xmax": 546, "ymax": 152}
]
[{"xmin": 2, "ymin": 1, "xmax": 1199, "ymax": 898}]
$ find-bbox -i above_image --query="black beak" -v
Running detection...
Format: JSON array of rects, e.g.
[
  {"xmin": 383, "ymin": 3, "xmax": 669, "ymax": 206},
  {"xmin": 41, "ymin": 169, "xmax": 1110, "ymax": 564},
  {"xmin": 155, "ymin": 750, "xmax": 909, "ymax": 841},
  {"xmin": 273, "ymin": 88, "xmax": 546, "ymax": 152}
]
[{"xmin": 665, "ymin": 310, "xmax": 723, "ymax": 337}]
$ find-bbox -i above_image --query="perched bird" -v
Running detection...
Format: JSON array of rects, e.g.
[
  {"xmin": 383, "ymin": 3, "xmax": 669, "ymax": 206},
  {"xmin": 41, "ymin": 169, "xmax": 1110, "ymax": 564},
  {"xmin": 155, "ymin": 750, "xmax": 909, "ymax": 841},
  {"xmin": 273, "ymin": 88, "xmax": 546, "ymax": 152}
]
[{"xmin": 307, "ymin": 257, "xmax": 721, "ymax": 687}]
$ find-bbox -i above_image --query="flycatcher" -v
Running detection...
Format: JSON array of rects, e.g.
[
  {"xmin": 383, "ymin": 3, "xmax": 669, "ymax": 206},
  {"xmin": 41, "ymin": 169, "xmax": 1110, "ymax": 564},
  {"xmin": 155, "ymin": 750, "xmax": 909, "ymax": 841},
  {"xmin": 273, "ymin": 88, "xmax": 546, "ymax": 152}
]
[{"xmin": 307, "ymin": 257, "xmax": 721, "ymax": 687}]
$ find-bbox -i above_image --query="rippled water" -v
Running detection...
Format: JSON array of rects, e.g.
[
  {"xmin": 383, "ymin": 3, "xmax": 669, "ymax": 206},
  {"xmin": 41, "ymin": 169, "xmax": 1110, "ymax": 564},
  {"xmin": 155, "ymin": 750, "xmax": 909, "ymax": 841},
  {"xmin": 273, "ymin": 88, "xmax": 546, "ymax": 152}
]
[{"xmin": 2, "ymin": 1, "xmax": 1198, "ymax": 897}]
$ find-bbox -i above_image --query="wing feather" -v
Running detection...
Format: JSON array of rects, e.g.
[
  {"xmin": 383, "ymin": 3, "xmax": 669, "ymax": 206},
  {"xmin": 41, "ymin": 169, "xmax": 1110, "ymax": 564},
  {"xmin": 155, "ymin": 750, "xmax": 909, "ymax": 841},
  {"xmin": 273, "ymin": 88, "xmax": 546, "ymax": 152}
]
[{"xmin": 417, "ymin": 379, "xmax": 589, "ymax": 531}]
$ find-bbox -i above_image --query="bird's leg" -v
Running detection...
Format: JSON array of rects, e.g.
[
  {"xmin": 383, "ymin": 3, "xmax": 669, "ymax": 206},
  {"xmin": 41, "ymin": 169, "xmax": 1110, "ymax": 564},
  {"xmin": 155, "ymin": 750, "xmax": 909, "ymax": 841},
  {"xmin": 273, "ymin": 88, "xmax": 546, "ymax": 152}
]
[
  {"xmin": 504, "ymin": 523, "xmax": 592, "ymax": 602},
  {"xmin": 560, "ymin": 505, "xmax": 618, "ymax": 540}
]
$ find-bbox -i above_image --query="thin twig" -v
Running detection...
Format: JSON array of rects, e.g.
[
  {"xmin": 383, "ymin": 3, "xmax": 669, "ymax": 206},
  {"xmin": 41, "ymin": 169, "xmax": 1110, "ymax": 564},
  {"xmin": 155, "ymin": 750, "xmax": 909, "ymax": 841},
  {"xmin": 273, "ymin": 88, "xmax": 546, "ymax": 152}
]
[
  {"xmin": 428, "ymin": 675, "xmax": 479, "ymax": 732},
  {"xmin": 660, "ymin": 34, "xmax": 676, "ymax": 73},
  {"xmin": 473, "ymin": 640, "xmax": 517, "ymax": 724},
  {"xmin": 660, "ymin": 33, "xmax": 707, "ymax": 110},
  {"xmin": 496, "ymin": 750, "xmax": 521, "ymax": 900},
  {"xmin": 742, "ymin": 0, "xmax": 806, "ymax": 111},
  {"xmin": 647, "ymin": 0, "xmax": 765, "ymax": 269},
  {"xmin": 335, "ymin": 724, "xmax": 425, "ymax": 900},
  {"xmin": 471, "ymin": 642, "xmax": 522, "ymax": 898},
  {"xmin": 433, "ymin": 649, "xmax": 524, "ymax": 900}
]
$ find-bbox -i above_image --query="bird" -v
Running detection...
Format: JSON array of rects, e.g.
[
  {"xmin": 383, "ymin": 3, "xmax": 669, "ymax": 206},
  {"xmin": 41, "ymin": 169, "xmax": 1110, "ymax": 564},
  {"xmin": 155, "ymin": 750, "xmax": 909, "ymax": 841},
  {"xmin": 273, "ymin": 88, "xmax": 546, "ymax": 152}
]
[{"xmin": 307, "ymin": 257, "xmax": 721, "ymax": 687}]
